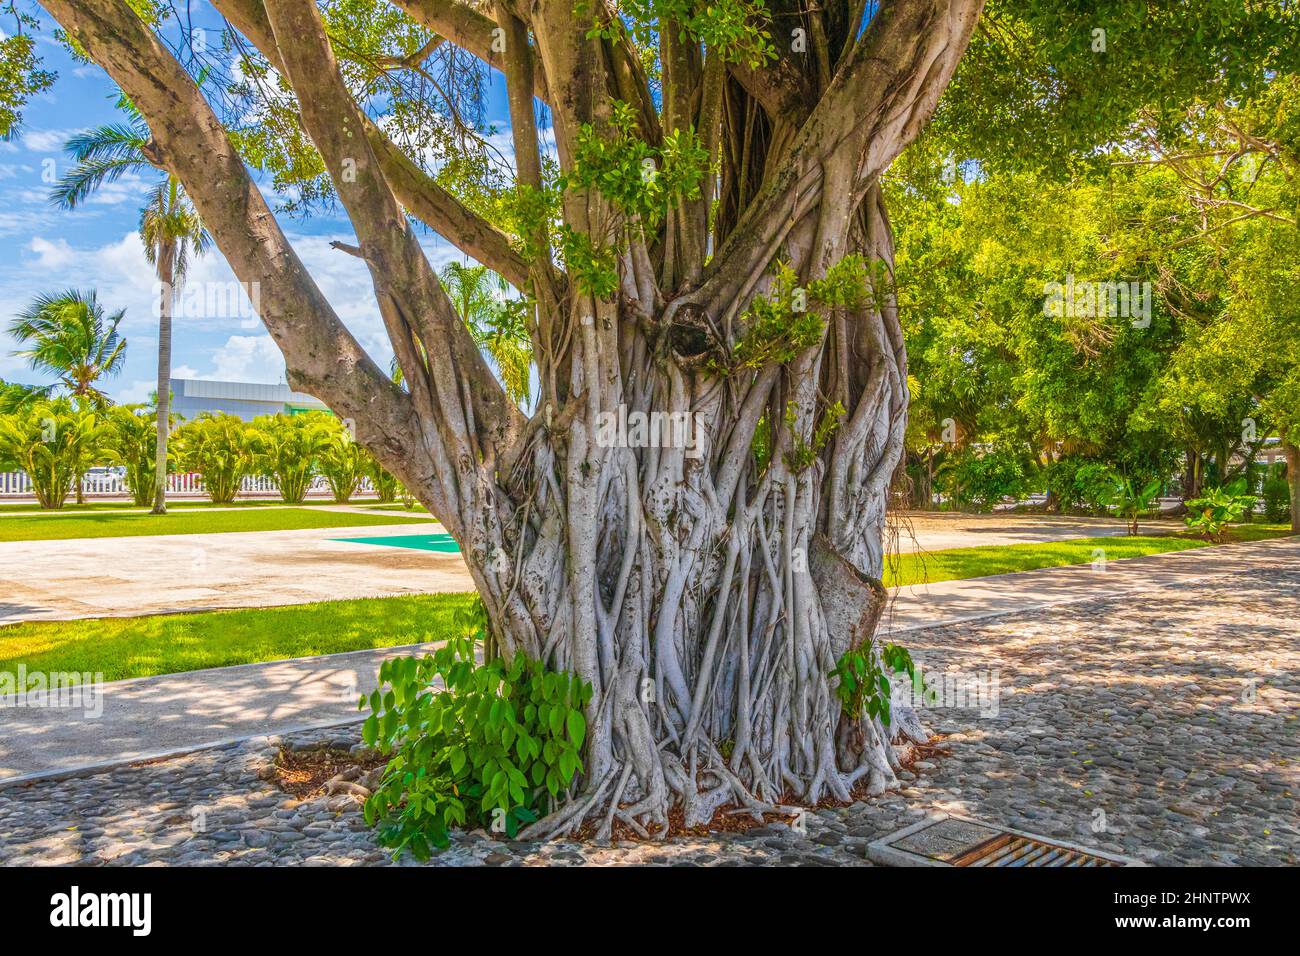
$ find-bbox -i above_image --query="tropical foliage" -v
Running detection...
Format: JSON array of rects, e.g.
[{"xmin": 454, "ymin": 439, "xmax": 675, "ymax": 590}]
[
  {"xmin": 1184, "ymin": 482, "xmax": 1258, "ymax": 542},
  {"xmin": 361, "ymin": 601, "xmax": 590, "ymax": 859},
  {"xmin": 317, "ymin": 428, "xmax": 367, "ymax": 503},
  {"xmin": 170, "ymin": 412, "xmax": 256, "ymax": 504},
  {"xmin": 6, "ymin": 290, "xmax": 126, "ymax": 407},
  {"xmin": 0, "ymin": 399, "xmax": 110, "ymax": 509},
  {"xmin": 103, "ymin": 403, "xmax": 167, "ymax": 507},
  {"xmin": 249, "ymin": 412, "xmax": 336, "ymax": 505}
]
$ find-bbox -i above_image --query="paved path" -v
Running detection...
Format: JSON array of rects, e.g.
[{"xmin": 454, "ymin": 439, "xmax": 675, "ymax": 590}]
[
  {"xmin": 0, "ymin": 511, "xmax": 1143, "ymax": 626},
  {"xmin": 880, "ymin": 534, "xmax": 1300, "ymax": 635},
  {"xmin": 0, "ymin": 521, "xmax": 472, "ymax": 625},
  {"xmin": 0, "ymin": 642, "xmax": 440, "ymax": 784},
  {"xmin": 2, "ymin": 535, "xmax": 1294, "ymax": 784},
  {"xmin": 2, "ymin": 557, "xmax": 1294, "ymax": 866}
]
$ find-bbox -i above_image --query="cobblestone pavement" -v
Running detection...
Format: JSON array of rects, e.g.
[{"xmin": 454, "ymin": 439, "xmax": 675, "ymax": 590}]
[{"xmin": 1, "ymin": 566, "xmax": 1295, "ymax": 867}]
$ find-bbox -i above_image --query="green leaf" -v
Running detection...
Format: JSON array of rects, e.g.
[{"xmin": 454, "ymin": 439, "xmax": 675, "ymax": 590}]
[{"xmin": 566, "ymin": 709, "xmax": 586, "ymax": 748}]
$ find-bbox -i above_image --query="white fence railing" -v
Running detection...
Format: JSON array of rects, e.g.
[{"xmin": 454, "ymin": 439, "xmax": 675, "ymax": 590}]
[{"xmin": 0, "ymin": 471, "xmax": 374, "ymax": 498}]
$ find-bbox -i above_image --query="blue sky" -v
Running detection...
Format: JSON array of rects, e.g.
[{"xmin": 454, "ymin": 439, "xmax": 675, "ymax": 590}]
[{"xmin": 0, "ymin": 3, "xmax": 513, "ymax": 404}]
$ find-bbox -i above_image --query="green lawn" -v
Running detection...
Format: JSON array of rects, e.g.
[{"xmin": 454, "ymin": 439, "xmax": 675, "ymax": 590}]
[
  {"xmin": 884, "ymin": 524, "xmax": 1292, "ymax": 588},
  {"xmin": 0, "ymin": 506, "xmax": 431, "ymax": 542},
  {"xmin": 0, "ymin": 593, "xmax": 476, "ymax": 683},
  {"xmin": 0, "ymin": 523, "xmax": 1289, "ymax": 683}
]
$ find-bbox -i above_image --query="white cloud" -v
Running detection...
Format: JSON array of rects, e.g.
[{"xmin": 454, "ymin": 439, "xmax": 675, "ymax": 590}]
[
  {"xmin": 203, "ymin": 334, "xmax": 287, "ymax": 384},
  {"xmin": 20, "ymin": 128, "xmax": 85, "ymax": 155},
  {"xmin": 29, "ymin": 237, "xmax": 76, "ymax": 270},
  {"xmin": 0, "ymin": 208, "xmax": 60, "ymax": 238},
  {"xmin": 116, "ymin": 378, "xmax": 159, "ymax": 404},
  {"xmin": 0, "ymin": 220, "xmax": 484, "ymax": 398},
  {"xmin": 74, "ymin": 170, "xmax": 153, "ymax": 207}
]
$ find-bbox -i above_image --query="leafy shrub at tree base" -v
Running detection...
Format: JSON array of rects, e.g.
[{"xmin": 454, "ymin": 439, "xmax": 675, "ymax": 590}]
[{"xmin": 361, "ymin": 603, "xmax": 591, "ymax": 859}]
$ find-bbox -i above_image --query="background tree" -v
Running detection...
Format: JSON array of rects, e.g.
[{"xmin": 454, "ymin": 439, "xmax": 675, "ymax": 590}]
[
  {"xmin": 7, "ymin": 288, "xmax": 125, "ymax": 503},
  {"xmin": 440, "ymin": 261, "xmax": 533, "ymax": 407},
  {"xmin": 386, "ymin": 262, "xmax": 534, "ymax": 407},
  {"xmin": 171, "ymin": 412, "xmax": 255, "ymax": 504},
  {"xmin": 250, "ymin": 412, "xmax": 332, "ymax": 504},
  {"xmin": 7, "ymin": 289, "xmax": 125, "ymax": 407},
  {"xmin": 104, "ymin": 402, "xmax": 166, "ymax": 506},
  {"xmin": 53, "ymin": 101, "xmax": 211, "ymax": 516},
  {"xmin": 0, "ymin": 378, "xmax": 53, "ymax": 415},
  {"xmin": 35, "ymin": 0, "xmax": 1293, "ymax": 837},
  {"xmin": 0, "ymin": 398, "xmax": 109, "ymax": 509}
]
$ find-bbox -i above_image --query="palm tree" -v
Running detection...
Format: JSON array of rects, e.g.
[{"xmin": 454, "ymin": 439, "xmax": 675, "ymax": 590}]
[
  {"xmin": 8, "ymin": 290, "xmax": 126, "ymax": 405},
  {"xmin": 0, "ymin": 379, "xmax": 53, "ymax": 415},
  {"xmin": 52, "ymin": 98, "xmax": 210, "ymax": 514},
  {"xmin": 438, "ymin": 262, "xmax": 532, "ymax": 406},
  {"xmin": 387, "ymin": 264, "xmax": 532, "ymax": 406},
  {"xmin": 7, "ymin": 290, "xmax": 126, "ymax": 503}
]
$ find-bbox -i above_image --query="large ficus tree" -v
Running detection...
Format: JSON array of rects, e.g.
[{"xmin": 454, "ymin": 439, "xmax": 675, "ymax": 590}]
[{"xmin": 31, "ymin": 0, "xmax": 1292, "ymax": 836}]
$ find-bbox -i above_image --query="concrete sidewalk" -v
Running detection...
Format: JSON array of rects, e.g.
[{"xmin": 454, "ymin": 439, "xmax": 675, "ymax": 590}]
[
  {"xmin": 0, "ymin": 520, "xmax": 471, "ymax": 626},
  {"xmin": 1, "ymin": 535, "xmax": 1295, "ymax": 784},
  {"xmin": 0, "ymin": 512, "xmax": 1156, "ymax": 626},
  {"xmin": 0, "ymin": 641, "xmax": 440, "ymax": 785}
]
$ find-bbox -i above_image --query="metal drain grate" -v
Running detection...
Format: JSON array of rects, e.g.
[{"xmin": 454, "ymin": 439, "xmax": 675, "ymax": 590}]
[
  {"xmin": 866, "ymin": 814, "xmax": 1146, "ymax": 867},
  {"xmin": 950, "ymin": 833, "xmax": 1118, "ymax": 867}
]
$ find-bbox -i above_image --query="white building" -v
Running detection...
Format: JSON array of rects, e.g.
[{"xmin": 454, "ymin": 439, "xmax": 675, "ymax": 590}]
[{"xmin": 169, "ymin": 378, "xmax": 330, "ymax": 422}]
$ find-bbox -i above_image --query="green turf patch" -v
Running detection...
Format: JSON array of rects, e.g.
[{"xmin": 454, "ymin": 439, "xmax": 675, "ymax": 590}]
[
  {"xmin": 334, "ymin": 532, "xmax": 461, "ymax": 553},
  {"xmin": 0, "ymin": 593, "xmax": 478, "ymax": 683},
  {"xmin": 0, "ymin": 507, "xmax": 432, "ymax": 542}
]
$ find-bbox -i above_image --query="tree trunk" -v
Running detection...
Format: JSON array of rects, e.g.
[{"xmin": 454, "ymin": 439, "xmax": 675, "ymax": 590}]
[
  {"xmin": 1285, "ymin": 440, "xmax": 1300, "ymax": 534},
  {"xmin": 151, "ymin": 248, "xmax": 174, "ymax": 515},
  {"xmin": 42, "ymin": 0, "xmax": 983, "ymax": 837}
]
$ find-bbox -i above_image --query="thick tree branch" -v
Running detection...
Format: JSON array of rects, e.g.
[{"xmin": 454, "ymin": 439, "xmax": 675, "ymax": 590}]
[
  {"xmin": 214, "ymin": 0, "xmax": 532, "ymax": 290},
  {"xmin": 693, "ymin": 0, "xmax": 984, "ymax": 325},
  {"xmin": 391, "ymin": 0, "xmax": 549, "ymax": 102},
  {"xmin": 259, "ymin": 0, "xmax": 522, "ymax": 462}
]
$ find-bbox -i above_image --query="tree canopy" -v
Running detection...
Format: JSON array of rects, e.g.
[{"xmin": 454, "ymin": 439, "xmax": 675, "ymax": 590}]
[{"xmin": 11, "ymin": 0, "xmax": 1298, "ymax": 841}]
